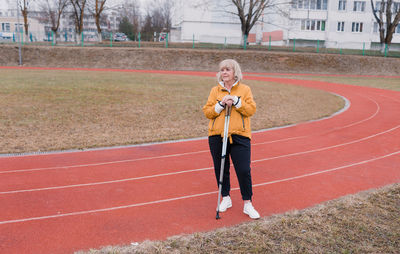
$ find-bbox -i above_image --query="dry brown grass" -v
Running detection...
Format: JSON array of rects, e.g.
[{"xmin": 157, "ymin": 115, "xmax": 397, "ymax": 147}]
[
  {"xmin": 0, "ymin": 69, "xmax": 343, "ymax": 154},
  {"xmin": 79, "ymin": 184, "xmax": 400, "ymax": 254},
  {"xmin": 269, "ymin": 75, "xmax": 400, "ymax": 92}
]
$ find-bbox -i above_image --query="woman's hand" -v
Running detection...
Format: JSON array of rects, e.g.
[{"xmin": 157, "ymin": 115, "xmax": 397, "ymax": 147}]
[{"xmin": 221, "ymin": 95, "xmax": 235, "ymax": 107}]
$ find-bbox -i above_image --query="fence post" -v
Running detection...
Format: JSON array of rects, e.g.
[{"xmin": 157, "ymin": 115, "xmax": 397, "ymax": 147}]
[
  {"xmin": 166, "ymin": 33, "xmax": 169, "ymax": 48},
  {"xmin": 192, "ymin": 34, "xmax": 195, "ymax": 49},
  {"xmin": 110, "ymin": 32, "xmax": 113, "ymax": 47},
  {"xmin": 138, "ymin": 32, "xmax": 141, "ymax": 48},
  {"xmin": 224, "ymin": 37, "xmax": 227, "ymax": 48},
  {"xmin": 362, "ymin": 42, "xmax": 365, "ymax": 56},
  {"xmin": 21, "ymin": 30, "xmax": 24, "ymax": 46},
  {"xmin": 384, "ymin": 43, "xmax": 388, "ymax": 57},
  {"xmin": 81, "ymin": 32, "xmax": 84, "ymax": 47},
  {"xmin": 293, "ymin": 39, "xmax": 296, "ymax": 52},
  {"xmin": 268, "ymin": 35, "xmax": 271, "ymax": 50},
  {"xmin": 244, "ymin": 35, "xmax": 247, "ymax": 50},
  {"xmin": 317, "ymin": 40, "xmax": 319, "ymax": 53}
]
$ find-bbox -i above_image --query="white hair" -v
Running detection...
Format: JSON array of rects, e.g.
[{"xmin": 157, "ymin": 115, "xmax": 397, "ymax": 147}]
[{"xmin": 216, "ymin": 59, "xmax": 243, "ymax": 82}]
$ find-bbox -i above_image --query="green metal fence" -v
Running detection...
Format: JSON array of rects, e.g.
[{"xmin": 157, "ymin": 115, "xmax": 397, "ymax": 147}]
[{"xmin": 2, "ymin": 30, "xmax": 400, "ymax": 58}]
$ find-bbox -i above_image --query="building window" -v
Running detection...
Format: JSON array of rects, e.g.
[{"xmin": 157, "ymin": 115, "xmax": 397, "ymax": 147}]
[
  {"xmin": 373, "ymin": 1, "xmax": 398, "ymax": 12},
  {"xmin": 373, "ymin": 22, "xmax": 378, "ymax": 33},
  {"xmin": 337, "ymin": 21, "xmax": 345, "ymax": 32},
  {"xmin": 373, "ymin": 22, "xmax": 386, "ymax": 33},
  {"xmin": 338, "ymin": 0, "xmax": 347, "ymax": 10},
  {"xmin": 1, "ymin": 23, "xmax": 10, "ymax": 32},
  {"xmin": 352, "ymin": 22, "xmax": 363, "ymax": 32},
  {"xmin": 396, "ymin": 24, "xmax": 400, "ymax": 33},
  {"xmin": 15, "ymin": 23, "xmax": 23, "ymax": 32},
  {"xmin": 393, "ymin": 2, "xmax": 400, "ymax": 12},
  {"xmin": 301, "ymin": 19, "xmax": 326, "ymax": 31},
  {"xmin": 353, "ymin": 1, "xmax": 366, "ymax": 11},
  {"xmin": 293, "ymin": 0, "xmax": 328, "ymax": 10},
  {"xmin": 375, "ymin": 1, "xmax": 384, "ymax": 11}
]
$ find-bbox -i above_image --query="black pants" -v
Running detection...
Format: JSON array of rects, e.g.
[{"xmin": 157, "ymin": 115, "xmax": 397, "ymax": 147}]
[{"xmin": 208, "ymin": 134, "xmax": 253, "ymax": 201}]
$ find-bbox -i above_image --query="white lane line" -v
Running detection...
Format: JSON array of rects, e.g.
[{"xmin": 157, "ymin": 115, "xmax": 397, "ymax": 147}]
[
  {"xmin": 0, "ymin": 94, "xmax": 378, "ymax": 175},
  {"xmin": 0, "ymin": 167, "xmax": 213, "ymax": 195},
  {"xmin": 0, "ymin": 150, "xmax": 208, "ymax": 175},
  {"xmin": 1, "ymin": 150, "xmax": 399, "ymax": 226},
  {"xmin": 253, "ymin": 93, "xmax": 378, "ymax": 147},
  {"xmin": 252, "ymin": 125, "xmax": 400, "ymax": 164},
  {"xmin": 253, "ymin": 150, "xmax": 400, "ymax": 188},
  {"xmin": 2, "ymin": 123, "xmax": 399, "ymax": 195}
]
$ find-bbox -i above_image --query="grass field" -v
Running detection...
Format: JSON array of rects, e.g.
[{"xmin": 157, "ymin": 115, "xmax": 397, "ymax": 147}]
[
  {"xmin": 1, "ymin": 69, "xmax": 399, "ymax": 253},
  {"xmin": 277, "ymin": 75, "xmax": 400, "ymax": 92},
  {"xmin": 0, "ymin": 69, "xmax": 344, "ymax": 154}
]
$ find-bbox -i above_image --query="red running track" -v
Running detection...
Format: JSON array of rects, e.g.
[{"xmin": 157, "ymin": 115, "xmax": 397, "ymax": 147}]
[{"xmin": 1, "ymin": 68, "xmax": 400, "ymax": 254}]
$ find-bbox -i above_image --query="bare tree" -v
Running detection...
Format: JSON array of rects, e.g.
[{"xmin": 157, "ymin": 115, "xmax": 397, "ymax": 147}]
[
  {"xmin": 119, "ymin": 0, "xmax": 141, "ymax": 38},
  {"xmin": 229, "ymin": 0, "xmax": 283, "ymax": 45},
  {"xmin": 371, "ymin": 0, "xmax": 400, "ymax": 52},
  {"xmin": 140, "ymin": 0, "xmax": 173, "ymax": 41},
  {"xmin": 70, "ymin": 0, "xmax": 86, "ymax": 43},
  {"xmin": 91, "ymin": 0, "xmax": 107, "ymax": 42},
  {"xmin": 17, "ymin": 0, "xmax": 34, "ymax": 38},
  {"xmin": 159, "ymin": 0, "xmax": 173, "ymax": 32},
  {"xmin": 39, "ymin": 0, "xmax": 69, "ymax": 44},
  {"xmin": 195, "ymin": 0, "xmax": 287, "ymax": 45}
]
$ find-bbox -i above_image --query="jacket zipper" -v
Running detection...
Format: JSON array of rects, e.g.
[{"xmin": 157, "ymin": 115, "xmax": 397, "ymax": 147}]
[
  {"xmin": 241, "ymin": 115, "xmax": 245, "ymax": 130},
  {"xmin": 211, "ymin": 119, "xmax": 216, "ymax": 130}
]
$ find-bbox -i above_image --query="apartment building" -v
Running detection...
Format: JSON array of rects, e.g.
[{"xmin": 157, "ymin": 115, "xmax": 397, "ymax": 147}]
[
  {"xmin": 288, "ymin": 0, "xmax": 400, "ymax": 49},
  {"xmin": 0, "ymin": 8, "xmax": 45, "ymax": 42},
  {"xmin": 171, "ymin": 0, "xmax": 400, "ymax": 50},
  {"xmin": 170, "ymin": 1, "xmax": 242, "ymax": 44},
  {"xmin": 0, "ymin": 3, "xmax": 120, "ymax": 43}
]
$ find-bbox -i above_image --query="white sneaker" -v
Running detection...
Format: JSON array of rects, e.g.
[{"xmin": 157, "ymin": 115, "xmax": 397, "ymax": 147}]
[
  {"xmin": 217, "ymin": 196, "xmax": 232, "ymax": 212},
  {"xmin": 243, "ymin": 202, "xmax": 260, "ymax": 219}
]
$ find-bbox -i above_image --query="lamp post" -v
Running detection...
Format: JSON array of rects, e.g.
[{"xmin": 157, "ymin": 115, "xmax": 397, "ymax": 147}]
[{"xmin": 16, "ymin": 0, "xmax": 22, "ymax": 65}]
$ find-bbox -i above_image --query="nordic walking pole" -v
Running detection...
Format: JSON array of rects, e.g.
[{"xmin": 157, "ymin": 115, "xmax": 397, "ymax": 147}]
[{"xmin": 216, "ymin": 105, "xmax": 231, "ymax": 219}]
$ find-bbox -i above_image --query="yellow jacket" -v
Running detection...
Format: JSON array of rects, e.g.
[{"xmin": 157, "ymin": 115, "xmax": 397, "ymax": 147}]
[{"xmin": 203, "ymin": 81, "xmax": 256, "ymax": 139}]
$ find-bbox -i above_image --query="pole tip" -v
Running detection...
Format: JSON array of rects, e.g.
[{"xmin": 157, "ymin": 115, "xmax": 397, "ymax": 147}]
[{"xmin": 216, "ymin": 211, "xmax": 221, "ymax": 220}]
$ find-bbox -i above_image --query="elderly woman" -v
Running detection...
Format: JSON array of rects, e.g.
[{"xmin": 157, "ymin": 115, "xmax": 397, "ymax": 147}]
[{"xmin": 202, "ymin": 59, "xmax": 260, "ymax": 219}]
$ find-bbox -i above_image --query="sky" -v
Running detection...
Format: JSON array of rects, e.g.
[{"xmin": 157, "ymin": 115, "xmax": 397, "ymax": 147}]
[
  {"xmin": 108, "ymin": 0, "xmax": 152, "ymax": 8},
  {"xmin": 0, "ymin": 1, "xmax": 10, "ymax": 9}
]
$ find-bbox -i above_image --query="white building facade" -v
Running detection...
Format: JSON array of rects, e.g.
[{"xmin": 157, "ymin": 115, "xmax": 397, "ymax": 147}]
[
  {"xmin": 0, "ymin": 8, "xmax": 45, "ymax": 42},
  {"xmin": 171, "ymin": 0, "xmax": 400, "ymax": 50},
  {"xmin": 171, "ymin": 1, "xmax": 243, "ymax": 44},
  {"xmin": 0, "ymin": 2, "xmax": 121, "ymax": 43}
]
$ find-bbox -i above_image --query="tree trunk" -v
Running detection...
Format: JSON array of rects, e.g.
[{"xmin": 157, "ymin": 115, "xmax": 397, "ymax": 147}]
[
  {"xmin": 380, "ymin": 43, "xmax": 386, "ymax": 53},
  {"xmin": 52, "ymin": 29, "xmax": 58, "ymax": 45},
  {"xmin": 21, "ymin": 7, "xmax": 29, "ymax": 38},
  {"xmin": 95, "ymin": 15, "xmax": 102, "ymax": 42},
  {"xmin": 76, "ymin": 33, "xmax": 82, "ymax": 44},
  {"xmin": 241, "ymin": 32, "xmax": 249, "ymax": 47}
]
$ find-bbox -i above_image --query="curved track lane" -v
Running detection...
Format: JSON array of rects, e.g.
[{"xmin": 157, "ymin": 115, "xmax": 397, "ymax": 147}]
[{"xmin": 0, "ymin": 69, "xmax": 399, "ymax": 254}]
